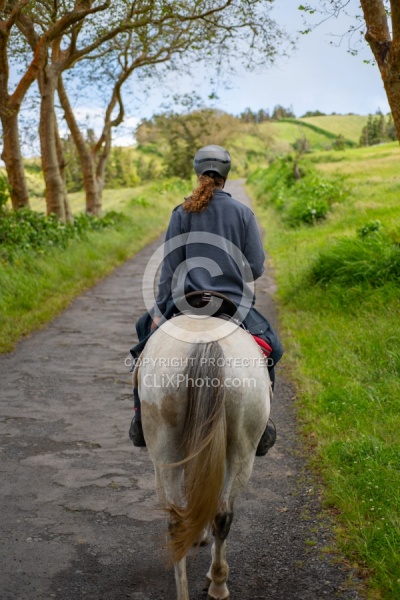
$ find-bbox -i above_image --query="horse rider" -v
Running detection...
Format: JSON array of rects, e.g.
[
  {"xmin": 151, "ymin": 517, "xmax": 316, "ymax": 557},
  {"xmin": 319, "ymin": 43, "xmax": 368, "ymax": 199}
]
[{"xmin": 129, "ymin": 144, "xmax": 284, "ymax": 455}]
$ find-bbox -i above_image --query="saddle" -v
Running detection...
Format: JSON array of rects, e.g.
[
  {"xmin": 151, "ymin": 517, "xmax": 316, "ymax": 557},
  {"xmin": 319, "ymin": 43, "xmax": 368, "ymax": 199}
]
[
  {"xmin": 175, "ymin": 290, "xmax": 239, "ymax": 320},
  {"xmin": 174, "ymin": 290, "xmax": 272, "ymax": 358}
]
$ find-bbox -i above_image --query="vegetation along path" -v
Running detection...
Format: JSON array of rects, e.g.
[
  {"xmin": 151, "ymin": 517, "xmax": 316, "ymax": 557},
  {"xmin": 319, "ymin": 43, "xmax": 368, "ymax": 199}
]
[{"xmin": 0, "ymin": 181, "xmax": 361, "ymax": 600}]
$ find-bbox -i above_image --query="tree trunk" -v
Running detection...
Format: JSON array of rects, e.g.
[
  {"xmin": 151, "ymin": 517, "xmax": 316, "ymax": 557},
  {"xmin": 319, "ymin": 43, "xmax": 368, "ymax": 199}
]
[
  {"xmin": 38, "ymin": 68, "xmax": 68, "ymax": 221},
  {"xmin": 0, "ymin": 109, "xmax": 30, "ymax": 209},
  {"xmin": 381, "ymin": 66, "xmax": 400, "ymax": 142},
  {"xmin": 0, "ymin": 11, "xmax": 29, "ymax": 211},
  {"xmin": 85, "ymin": 159, "xmax": 103, "ymax": 217},
  {"xmin": 54, "ymin": 109, "xmax": 73, "ymax": 222},
  {"xmin": 94, "ymin": 131, "xmax": 111, "ymax": 217},
  {"xmin": 360, "ymin": 0, "xmax": 400, "ymax": 142},
  {"xmin": 57, "ymin": 76, "xmax": 103, "ymax": 216}
]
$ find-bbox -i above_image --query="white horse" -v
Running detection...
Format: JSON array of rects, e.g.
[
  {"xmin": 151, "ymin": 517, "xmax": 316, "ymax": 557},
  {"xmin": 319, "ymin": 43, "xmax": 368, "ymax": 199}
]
[{"xmin": 134, "ymin": 314, "xmax": 271, "ymax": 600}]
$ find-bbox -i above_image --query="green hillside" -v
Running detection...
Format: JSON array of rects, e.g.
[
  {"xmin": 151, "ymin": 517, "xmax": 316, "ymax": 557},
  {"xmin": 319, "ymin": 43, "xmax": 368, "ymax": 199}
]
[
  {"xmin": 230, "ymin": 114, "xmax": 368, "ymax": 169},
  {"xmin": 263, "ymin": 120, "xmax": 339, "ymax": 148},
  {"xmin": 300, "ymin": 114, "xmax": 368, "ymax": 144},
  {"xmin": 226, "ymin": 116, "xmax": 365, "ymax": 175}
]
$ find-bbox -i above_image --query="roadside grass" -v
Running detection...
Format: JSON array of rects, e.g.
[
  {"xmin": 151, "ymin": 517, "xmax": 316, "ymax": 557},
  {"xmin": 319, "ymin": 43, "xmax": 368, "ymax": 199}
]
[
  {"xmin": 0, "ymin": 179, "xmax": 190, "ymax": 353},
  {"xmin": 248, "ymin": 142, "xmax": 400, "ymax": 598}
]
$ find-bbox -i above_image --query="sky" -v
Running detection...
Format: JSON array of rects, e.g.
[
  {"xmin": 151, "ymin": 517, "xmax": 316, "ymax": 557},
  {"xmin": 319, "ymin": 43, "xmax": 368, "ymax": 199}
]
[
  {"xmin": 217, "ymin": 1, "xmax": 390, "ymax": 117},
  {"xmin": 109, "ymin": 0, "xmax": 390, "ymax": 145}
]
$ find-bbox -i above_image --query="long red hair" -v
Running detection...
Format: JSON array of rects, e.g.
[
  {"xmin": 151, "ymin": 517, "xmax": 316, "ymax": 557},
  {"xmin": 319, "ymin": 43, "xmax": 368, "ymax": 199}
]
[{"xmin": 183, "ymin": 173, "xmax": 225, "ymax": 213}]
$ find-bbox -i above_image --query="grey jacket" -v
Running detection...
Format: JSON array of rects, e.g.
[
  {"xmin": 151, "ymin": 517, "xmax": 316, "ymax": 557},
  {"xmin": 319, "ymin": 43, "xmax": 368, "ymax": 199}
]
[
  {"xmin": 155, "ymin": 189, "xmax": 265, "ymax": 316},
  {"xmin": 130, "ymin": 189, "xmax": 283, "ymax": 365}
]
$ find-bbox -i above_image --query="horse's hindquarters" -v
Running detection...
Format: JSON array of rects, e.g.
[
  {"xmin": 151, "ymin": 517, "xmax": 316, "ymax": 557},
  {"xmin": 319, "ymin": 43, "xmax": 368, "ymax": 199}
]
[
  {"xmin": 136, "ymin": 315, "xmax": 271, "ymax": 599},
  {"xmin": 139, "ymin": 317, "xmax": 270, "ymax": 465}
]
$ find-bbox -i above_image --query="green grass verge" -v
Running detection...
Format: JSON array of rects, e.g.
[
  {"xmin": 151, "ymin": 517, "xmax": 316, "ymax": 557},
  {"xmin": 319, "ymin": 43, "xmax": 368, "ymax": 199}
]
[
  {"xmin": 249, "ymin": 142, "xmax": 400, "ymax": 599},
  {"xmin": 0, "ymin": 179, "xmax": 190, "ymax": 353}
]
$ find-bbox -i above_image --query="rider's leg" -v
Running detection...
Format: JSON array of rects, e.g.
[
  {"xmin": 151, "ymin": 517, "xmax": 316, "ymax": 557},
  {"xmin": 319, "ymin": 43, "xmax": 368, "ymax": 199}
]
[
  {"xmin": 241, "ymin": 307, "xmax": 282, "ymax": 457},
  {"xmin": 129, "ymin": 386, "xmax": 146, "ymax": 447},
  {"xmin": 128, "ymin": 301, "xmax": 177, "ymax": 447},
  {"xmin": 128, "ymin": 310, "xmax": 155, "ymax": 448},
  {"xmin": 256, "ymin": 364, "xmax": 276, "ymax": 456},
  {"xmin": 268, "ymin": 365, "xmax": 275, "ymax": 391}
]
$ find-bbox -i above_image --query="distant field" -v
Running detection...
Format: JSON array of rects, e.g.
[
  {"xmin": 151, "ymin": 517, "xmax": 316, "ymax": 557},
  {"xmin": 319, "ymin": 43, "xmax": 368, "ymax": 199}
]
[
  {"xmin": 248, "ymin": 114, "xmax": 370, "ymax": 155},
  {"xmin": 260, "ymin": 120, "xmax": 335, "ymax": 149},
  {"xmin": 300, "ymin": 115, "xmax": 368, "ymax": 144}
]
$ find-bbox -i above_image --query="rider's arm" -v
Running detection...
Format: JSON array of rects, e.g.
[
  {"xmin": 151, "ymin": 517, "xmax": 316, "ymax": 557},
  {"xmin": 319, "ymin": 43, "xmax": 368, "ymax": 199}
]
[
  {"xmin": 154, "ymin": 209, "xmax": 186, "ymax": 317},
  {"xmin": 242, "ymin": 213, "xmax": 265, "ymax": 282}
]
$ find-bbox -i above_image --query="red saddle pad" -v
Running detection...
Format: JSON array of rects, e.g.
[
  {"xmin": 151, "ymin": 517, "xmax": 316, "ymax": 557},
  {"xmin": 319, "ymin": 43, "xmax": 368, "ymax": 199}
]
[{"xmin": 252, "ymin": 335, "xmax": 272, "ymax": 358}]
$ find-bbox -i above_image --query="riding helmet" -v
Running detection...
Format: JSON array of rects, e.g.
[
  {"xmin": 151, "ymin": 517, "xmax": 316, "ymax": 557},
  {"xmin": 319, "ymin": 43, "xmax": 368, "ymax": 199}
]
[{"xmin": 193, "ymin": 145, "xmax": 231, "ymax": 179}]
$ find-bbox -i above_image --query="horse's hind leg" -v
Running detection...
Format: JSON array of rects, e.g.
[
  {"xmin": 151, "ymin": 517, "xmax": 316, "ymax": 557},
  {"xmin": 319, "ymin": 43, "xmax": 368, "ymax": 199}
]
[
  {"xmin": 157, "ymin": 464, "xmax": 189, "ymax": 600},
  {"xmin": 205, "ymin": 442, "xmax": 258, "ymax": 600},
  {"xmin": 169, "ymin": 516, "xmax": 189, "ymax": 600},
  {"xmin": 174, "ymin": 555, "xmax": 189, "ymax": 600},
  {"xmin": 206, "ymin": 506, "xmax": 233, "ymax": 600}
]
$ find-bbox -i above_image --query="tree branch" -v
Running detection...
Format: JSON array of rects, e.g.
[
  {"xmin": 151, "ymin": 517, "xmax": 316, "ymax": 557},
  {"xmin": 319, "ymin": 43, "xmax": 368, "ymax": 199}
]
[
  {"xmin": 58, "ymin": 73, "xmax": 88, "ymax": 157},
  {"xmin": 45, "ymin": 1, "xmax": 111, "ymax": 43},
  {"xmin": 10, "ymin": 1, "xmax": 111, "ymax": 108},
  {"xmin": 70, "ymin": 0, "xmax": 233, "ymax": 64},
  {"xmin": 17, "ymin": 11, "xmax": 40, "ymax": 50},
  {"xmin": 0, "ymin": 0, "xmax": 29, "ymax": 33}
]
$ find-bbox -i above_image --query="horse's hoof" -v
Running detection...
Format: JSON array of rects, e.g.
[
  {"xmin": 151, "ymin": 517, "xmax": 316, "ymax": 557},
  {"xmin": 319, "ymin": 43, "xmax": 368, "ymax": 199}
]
[
  {"xmin": 207, "ymin": 583, "xmax": 229, "ymax": 600},
  {"xmin": 202, "ymin": 576, "xmax": 211, "ymax": 592}
]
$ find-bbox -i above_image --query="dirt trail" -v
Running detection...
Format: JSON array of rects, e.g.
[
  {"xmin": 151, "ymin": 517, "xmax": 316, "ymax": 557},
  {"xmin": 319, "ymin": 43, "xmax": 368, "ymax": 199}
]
[{"xmin": 0, "ymin": 181, "xmax": 361, "ymax": 600}]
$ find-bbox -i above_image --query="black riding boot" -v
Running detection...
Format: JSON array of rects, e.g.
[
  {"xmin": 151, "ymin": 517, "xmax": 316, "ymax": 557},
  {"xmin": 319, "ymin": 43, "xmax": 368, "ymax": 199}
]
[
  {"xmin": 256, "ymin": 419, "xmax": 277, "ymax": 456},
  {"xmin": 256, "ymin": 366, "xmax": 277, "ymax": 456},
  {"xmin": 129, "ymin": 387, "xmax": 146, "ymax": 447}
]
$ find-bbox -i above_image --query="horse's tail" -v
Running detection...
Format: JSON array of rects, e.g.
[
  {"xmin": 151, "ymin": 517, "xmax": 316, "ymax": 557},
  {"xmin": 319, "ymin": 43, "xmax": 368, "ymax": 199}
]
[{"xmin": 167, "ymin": 340, "xmax": 226, "ymax": 563}]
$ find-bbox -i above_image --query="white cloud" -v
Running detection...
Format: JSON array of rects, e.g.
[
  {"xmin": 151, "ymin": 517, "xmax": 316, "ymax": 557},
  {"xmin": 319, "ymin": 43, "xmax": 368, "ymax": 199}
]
[{"xmin": 58, "ymin": 108, "xmax": 139, "ymax": 146}]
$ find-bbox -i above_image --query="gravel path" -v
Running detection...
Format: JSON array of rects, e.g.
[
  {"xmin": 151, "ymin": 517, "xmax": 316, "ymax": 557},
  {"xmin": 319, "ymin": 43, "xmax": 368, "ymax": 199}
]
[{"xmin": 0, "ymin": 181, "xmax": 362, "ymax": 600}]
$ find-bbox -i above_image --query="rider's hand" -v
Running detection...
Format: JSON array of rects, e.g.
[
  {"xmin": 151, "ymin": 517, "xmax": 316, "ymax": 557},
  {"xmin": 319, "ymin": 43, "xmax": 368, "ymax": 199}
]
[{"xmin": 151, "ymin": 316, "xmax": 161, "ymax": 331}]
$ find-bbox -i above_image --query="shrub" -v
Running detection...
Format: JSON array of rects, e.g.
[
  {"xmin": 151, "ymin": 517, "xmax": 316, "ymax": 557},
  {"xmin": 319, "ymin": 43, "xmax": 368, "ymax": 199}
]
[
  {"xmin": 310, "ymin": 229, "xmax": 400, "ymax": 287},
  {"xmin": 357, "ymin": 220, "xmax": 381, "ymax": 238},
  {"xmin": 0, "ymin": 208, "xmax": 129, "ymax": 263},
  {"xmin": 284, "ymin": 195, "xmax": 329, "ymax": 226},
  {"xmin": 129, "ymin": 195, "xmax": 150, "ymax": 208},
  {"xmin": 248, "ymin": 157, "xmax": 349, "ymax": 227},
  {"xmin": 247, "ymin": 158, "xmax": 298, "ymax": 206}
]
